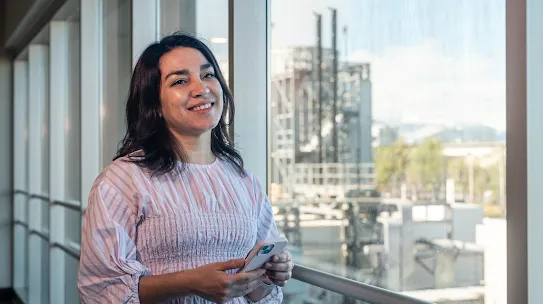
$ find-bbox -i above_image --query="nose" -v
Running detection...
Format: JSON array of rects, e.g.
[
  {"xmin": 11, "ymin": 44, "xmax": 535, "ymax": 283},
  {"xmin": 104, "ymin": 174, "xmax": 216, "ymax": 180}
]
[{"xmin": 191, "ymin": 79, "xmax": 210, "ymax": 98}]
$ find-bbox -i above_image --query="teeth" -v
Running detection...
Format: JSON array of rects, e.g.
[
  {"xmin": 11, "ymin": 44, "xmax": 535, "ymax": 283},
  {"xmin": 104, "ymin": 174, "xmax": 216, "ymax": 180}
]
[{"xmin": 192, "ymin": 103, "xmax": 212, "ymax": 111}]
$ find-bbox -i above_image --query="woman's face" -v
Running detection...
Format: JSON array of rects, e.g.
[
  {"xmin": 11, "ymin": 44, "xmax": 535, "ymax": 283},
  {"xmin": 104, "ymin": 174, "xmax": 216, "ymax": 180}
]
[{"xmin": 159, "ymin": 47, "xmax": 224, "ymax": 138}]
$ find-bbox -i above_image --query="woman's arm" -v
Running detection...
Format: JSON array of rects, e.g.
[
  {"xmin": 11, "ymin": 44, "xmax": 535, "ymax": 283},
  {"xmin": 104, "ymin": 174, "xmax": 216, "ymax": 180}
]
[
  {"xmin": 140, "ymin": 259, "xmax": 267, "ymax": 303},
  {"xmin": 245, "ymin": 284, "xmax": 274, "ymax": 302},
  {"xmin": 138, "ymin": 271, "xmax": 196, "ymax": 304},
  {"xmin": 78, "ymin": 180, "xmax": 151, "ymax": 303}
]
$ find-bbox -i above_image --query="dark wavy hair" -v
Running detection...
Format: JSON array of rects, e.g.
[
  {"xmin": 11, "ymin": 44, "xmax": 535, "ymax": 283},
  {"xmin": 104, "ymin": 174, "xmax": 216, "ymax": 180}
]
[{"xmin": 114, "ymin": 33, "xmax": 244, "ymax": 176}]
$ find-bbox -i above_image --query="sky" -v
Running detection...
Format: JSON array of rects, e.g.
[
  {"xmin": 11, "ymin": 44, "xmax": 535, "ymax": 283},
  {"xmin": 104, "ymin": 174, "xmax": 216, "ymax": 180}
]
[{"xmin": 196, "ymin": 0, "xmax": 506, "ymax": 131}]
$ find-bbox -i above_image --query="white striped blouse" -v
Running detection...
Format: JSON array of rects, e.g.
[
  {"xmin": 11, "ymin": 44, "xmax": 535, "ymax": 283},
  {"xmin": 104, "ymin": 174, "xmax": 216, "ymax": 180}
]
[{"xmin": 77, "ymin": 155, "xmax": 283, "ymax": 303}]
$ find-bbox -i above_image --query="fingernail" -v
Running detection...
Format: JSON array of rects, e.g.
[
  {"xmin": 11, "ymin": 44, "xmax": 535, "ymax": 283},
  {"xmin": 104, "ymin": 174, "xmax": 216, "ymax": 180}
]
[
  {"xmin": 265, "ymin": 263, "xmax": 272, "ymax": 268},
  {"xmin": 273, "ymin": 256, "xmax": 279, "ymax": 262}
]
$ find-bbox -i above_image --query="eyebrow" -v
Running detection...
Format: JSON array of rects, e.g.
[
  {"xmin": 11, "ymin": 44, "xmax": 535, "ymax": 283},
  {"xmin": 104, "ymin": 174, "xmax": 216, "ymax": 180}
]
[{"xmin": 164, "ymin": 63, "xmax": 213, "ymax": 80}]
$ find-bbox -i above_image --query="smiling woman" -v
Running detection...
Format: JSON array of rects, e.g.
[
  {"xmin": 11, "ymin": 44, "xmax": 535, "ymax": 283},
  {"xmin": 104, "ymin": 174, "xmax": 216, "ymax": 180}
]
[
  {"xmin": 115, "ymin": 34, "xmax": 241, "ymax": 176},
  {"xmin": 77, "ymin": 33, "xmax": 292, "ymax": 304},
  {"xmin": 159, "ymin": 49, "xmax": 224, "ymax": 139}
]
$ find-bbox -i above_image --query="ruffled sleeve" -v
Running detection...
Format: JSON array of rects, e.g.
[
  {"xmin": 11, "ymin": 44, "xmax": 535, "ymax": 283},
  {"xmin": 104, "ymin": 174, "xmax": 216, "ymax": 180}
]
[{"xmin": 78, "ymin": 179, "xmax": 151, "ymax": 304}]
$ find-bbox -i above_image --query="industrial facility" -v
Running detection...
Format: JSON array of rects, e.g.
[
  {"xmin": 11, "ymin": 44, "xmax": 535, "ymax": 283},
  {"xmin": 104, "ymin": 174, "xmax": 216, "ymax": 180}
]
[{"xmin": 269, "ymin": 11, "xmax": 486, "ymax": 304}]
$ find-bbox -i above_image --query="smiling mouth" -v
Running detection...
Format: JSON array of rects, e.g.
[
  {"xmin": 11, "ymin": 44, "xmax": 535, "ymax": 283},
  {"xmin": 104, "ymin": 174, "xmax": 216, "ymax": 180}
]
[{"xmin": 189, "ymin": 102, "xmax": 214, "ymax": 111}]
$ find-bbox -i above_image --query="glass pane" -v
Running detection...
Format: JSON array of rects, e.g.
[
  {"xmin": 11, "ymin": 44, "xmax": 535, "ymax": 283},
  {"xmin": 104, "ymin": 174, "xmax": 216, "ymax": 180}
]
[
  {"xmin": 269, "ymin": 1, "xmax": 505, "ymax": 303},
  {"xmin": 28, "ymin": 236, "xmax": 49, "ymax": 303},
  {"xmin": 66, "ymin": 21, "xmax": 81, "ymax": 201},
  {"xmin": 101, "ymin": 0, "xmax": 132, "ymax": 168},
  {"xmin": 65, "ymin": 252, "xmax": 80, "ymax": 303},
  {"xmin": 41, "ymin": 198, "xmax": 49, "ymax": 232},
  {"xmin": 159, "ymin": 0, "xmax": 229, "ymax": 82},
  {"xmin": 13, "ymin": 224, "xmax": 28, "ymax": 292},
  {"xmin": 64, "ymin": 207, "xmax": 81, "ymax": 245},
  {"xmin": 284, "ymin": 279, "xmax": 369, "ymax": 304}
]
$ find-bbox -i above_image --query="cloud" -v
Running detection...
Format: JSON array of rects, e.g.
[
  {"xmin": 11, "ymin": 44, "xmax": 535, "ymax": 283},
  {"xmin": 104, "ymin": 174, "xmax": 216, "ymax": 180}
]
[{"xmin": 349, "ymin": 41, "xmax": 506, "ymax": 130}]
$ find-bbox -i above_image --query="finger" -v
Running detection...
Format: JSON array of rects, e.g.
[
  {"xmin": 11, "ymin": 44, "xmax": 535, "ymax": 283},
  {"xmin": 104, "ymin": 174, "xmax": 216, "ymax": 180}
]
[
  {"xmin": 267, "ymin": 270, "xmax": 292, "ymax": 281},
  {"xmin": 233, "ymin": 268, "xmax": 267, "ymax": 284},
  {"xmin": 284, "ymin": 250, "xmax": 292, "ymax": 262},
  {"xmin": 216, "ymin": 258, "xmax": 246, "ymax": 271},
  {"xmin": 232, "ymin": 274, "xmax": 266, "ymax": 297},
  {"xmin": 270, "ymin": 278, "xmax": 287, "ymax": 287},
  {"xmin": 271, "ymin": 251, "xmax": 289, "ymax": 263},
  {"xmin": 264, "ymin": 261, "xmax": 290, "ymax": 272}
]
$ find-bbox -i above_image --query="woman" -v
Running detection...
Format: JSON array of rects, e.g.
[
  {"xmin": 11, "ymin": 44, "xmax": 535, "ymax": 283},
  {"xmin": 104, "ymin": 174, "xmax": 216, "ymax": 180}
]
[{"xmin": 78, "ymin": 33, "xmax": 292, "ymax": 303}]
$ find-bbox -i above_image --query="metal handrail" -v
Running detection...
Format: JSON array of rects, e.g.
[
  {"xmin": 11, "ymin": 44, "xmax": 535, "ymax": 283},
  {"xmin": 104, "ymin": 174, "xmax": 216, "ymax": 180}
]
[
  {"xmin": 51, "ymin": 242, "xmax": 80, "ymax": 260},
  {"xmin": 28, "ymin": 229, "xmax": 49, "ymax": 241},
  {"xmin": 14, "ymin": 189, "xmax": 49, "ymax": 201},
  {"xmin": 51, "ymin": 200, "xmax": 81, "ymax": 212},
  {"xmin": 13, "ymin": 189, "xmax": 28, "ymax": 196},
  {"xmin": 29, "ymin": 193, "xmax": 50, "ymax": 201},
  {"xmin": 13, "ymin": 220, "xmax": 28, "ymax": 228},
  {"xmin": 292, "ymin": 264, "xmax": 433, "ymax": 304},
  {"xmin": 14, "ymin": 189, "xmax": 82, "ymax": 212}
]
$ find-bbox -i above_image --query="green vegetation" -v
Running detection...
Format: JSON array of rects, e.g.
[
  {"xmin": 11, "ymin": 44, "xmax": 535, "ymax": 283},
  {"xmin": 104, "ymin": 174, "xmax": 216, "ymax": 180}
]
[{"xmin": 374, "ymin": 138, "xmax": 504, "ymax": 213}]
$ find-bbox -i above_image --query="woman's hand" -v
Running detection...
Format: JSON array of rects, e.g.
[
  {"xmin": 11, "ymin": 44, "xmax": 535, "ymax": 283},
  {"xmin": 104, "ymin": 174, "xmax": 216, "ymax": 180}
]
[
  {"xmin": 190, "ymin": 258, "xmax": 267, "ymax": 303},
  {"xmin": 263, "ymin": 250, "xmax": 294, "ymax": 286}
]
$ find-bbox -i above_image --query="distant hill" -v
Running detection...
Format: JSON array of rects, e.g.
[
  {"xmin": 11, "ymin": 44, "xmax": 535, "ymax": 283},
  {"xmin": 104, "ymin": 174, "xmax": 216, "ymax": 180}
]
[{"xmin": 380, "ymin": 122, "xmax": 502, "ymax": 144}]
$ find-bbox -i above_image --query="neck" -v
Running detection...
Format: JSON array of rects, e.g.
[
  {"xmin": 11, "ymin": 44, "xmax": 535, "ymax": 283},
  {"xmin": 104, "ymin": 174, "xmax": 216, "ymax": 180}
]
[{"xmin": 172, "ymin": 131, "xmax": 215, "ymax": 164}]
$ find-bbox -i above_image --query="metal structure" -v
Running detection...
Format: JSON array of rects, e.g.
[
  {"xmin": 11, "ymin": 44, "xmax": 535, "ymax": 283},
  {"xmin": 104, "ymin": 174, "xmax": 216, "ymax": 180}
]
[{"xmin": 269, "ymin": 47, "xmax": 373, "ymax": 200}]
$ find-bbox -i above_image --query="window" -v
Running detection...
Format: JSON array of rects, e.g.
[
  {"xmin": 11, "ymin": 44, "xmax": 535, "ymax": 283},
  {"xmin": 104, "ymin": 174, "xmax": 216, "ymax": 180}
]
[
  {"xmin": 12, "ymin": 59, "xmax": 29, "ymax": 301},
  {"xmin": 159, "ymin": 0, "xmax": 229, "ymax": 81},
  {"xmin": 269, "ymin": 0, "xmax": 506, "ymax": 303},
  {"xmin": 101, "ymin": 0, "xmax": 132, "ymax": 168},
  {"xmin": 27, "ymin": 40, "xmax": 50, "ymax": 304}
]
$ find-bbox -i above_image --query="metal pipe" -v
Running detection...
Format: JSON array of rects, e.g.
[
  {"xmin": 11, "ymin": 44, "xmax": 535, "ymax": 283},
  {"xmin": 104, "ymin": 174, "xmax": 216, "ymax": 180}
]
[
  {"xmin": 292, "ymin": 264, "xmax": 433, "ymax": 304},
  {"xmin": 330, "ymin": 8, "xmax": 339, "ymax": 163},
  {"xmin": 315, "ymin": 13, "xmax": 323, "ymax": 163}
]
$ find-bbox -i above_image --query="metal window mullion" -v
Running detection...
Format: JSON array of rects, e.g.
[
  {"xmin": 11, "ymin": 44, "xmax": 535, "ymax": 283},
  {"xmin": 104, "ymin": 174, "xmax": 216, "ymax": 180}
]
[
  {"xmin": 50, "ymin": 20, "xmax": 80, "ymax": 304},
  {"xmin": 132, "ymin": 0, "xmax": 159, "ymax": 68},
  {"xmin": 28, "ymin": 43, "xmax": 49, "ymax": 304},
  {"xmin": 229, "ymin": 0, "xmax": 268, "ymax": 185},
  {"xmin": 526, "ymin": 0, "xmax": 543, "ymax": 302},
  {"xmin": 13, "ymin": 60, "xmax": 28, "ymax": 291},
  {"xmin": 81, "ymin": 0, "xmax": 102, "ymax": 211}
]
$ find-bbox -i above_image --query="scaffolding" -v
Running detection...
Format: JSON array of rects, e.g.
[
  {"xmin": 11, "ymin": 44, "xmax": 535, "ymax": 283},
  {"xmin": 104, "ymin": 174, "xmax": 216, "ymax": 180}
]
[{"xmin": 270, "ymin": 46, "xmax": 374, "ymax": 201}]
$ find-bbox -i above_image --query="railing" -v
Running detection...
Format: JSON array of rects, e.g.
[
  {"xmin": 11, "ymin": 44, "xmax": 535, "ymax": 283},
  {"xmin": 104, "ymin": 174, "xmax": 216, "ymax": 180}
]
[
  {"xmin": 11, "ymin": 189, "xmax": 430, "ymax": 304},
  {"xmin": 13, "ymin": 189, "xmax": 83, "ymax": 260},
  {"xmin": 293, "ymin": 265, "xmax": 432, "ymax": 304},
  {"xmin": 291, "ymin": 163, "xmax": 376, "ymax": 199}
]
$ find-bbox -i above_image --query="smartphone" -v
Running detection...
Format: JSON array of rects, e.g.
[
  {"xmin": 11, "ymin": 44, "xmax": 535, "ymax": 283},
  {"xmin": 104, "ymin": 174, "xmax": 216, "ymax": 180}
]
[{"xmin": 237, "ymin": 236, "xmax": 288, "ymax": 273}]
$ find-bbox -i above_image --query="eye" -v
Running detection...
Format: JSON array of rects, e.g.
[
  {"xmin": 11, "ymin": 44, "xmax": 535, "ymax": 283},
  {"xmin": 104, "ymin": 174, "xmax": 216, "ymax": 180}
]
[
  {"xmin": 203, "ymin": 72, "xmax": 215, "ymax": 79},
  {"xmin": 172, "ymin": 78, "xmax": 188, "ymax": 86}
]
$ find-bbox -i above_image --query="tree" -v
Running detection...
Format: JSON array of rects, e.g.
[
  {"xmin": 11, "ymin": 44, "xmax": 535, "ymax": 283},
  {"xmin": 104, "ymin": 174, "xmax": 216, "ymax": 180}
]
[
  {"xmin": 405, "ymin": 139, "xmax": 445, "ymax": 200},
  {"xmin": 447, "ymin": 157, "xmax": 469, "ymax": 200},
  {"xmin": 374, "ymin": 139, "xmax": 409, "ymax": 193}
]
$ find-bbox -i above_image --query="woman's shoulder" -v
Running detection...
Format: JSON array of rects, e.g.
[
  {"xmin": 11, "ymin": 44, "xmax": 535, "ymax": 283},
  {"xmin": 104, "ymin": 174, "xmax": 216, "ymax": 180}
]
[{"xmin": 92, "ymin": 153, "xmax": 148, "ymax": 192}]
